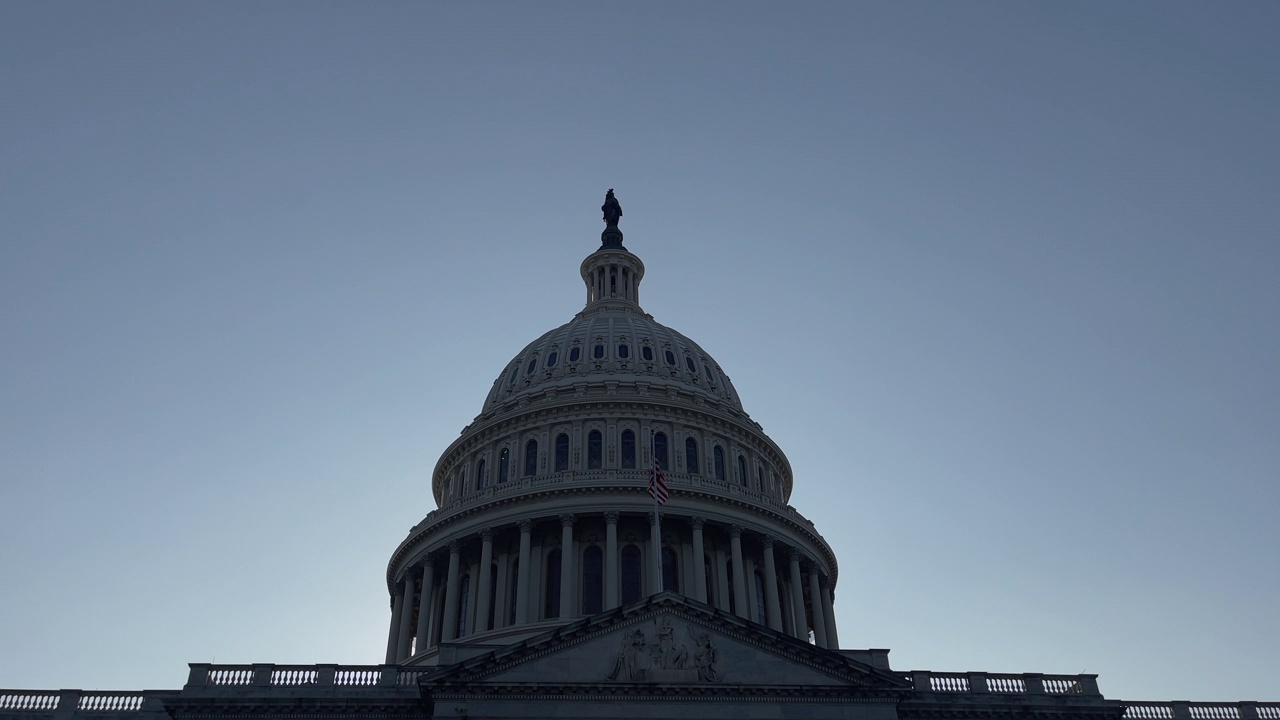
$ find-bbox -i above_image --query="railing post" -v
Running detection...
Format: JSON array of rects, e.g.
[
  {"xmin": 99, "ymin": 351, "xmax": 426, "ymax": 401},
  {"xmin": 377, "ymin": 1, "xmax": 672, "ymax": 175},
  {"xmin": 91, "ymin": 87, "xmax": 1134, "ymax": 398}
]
[
  {"xmin": 252, "ymin": 664, "xmax": 273, "ymax": 687},
  {"xmin": 378, "ymin": 665, "xmax": 397, "ymax": 687},
  {"xmin": 1024, "ymin": 673, "xmax": 1045, "ymax": 695},
  {"xmin": 316, "ymin": 664, "xmax": 337, "ymax": 687},
  {"xmin": 1171, "ymin": 702, "xmax": 1193, "ymax": 720},
  {"xmin": 185, "ymin": 664, "xmax": 211, "ymax": 688},
  {"xmin": 1077, "ymin": 675, "xmax": 1101, "ymax": 696},
  {"xmin": 912, "ymin": 671, "xmax": 932, "ymax": 691},
  {"xmin": 968, "ymin": 672, "xmax": 989, "ymax": 693},
  {"xmin": 53, "ymin": 691, "xmax": 80, "ymax": 720},
  {"xmin": 1238, "ymin": 702, "xmax": 1259, "ymax": 720}
]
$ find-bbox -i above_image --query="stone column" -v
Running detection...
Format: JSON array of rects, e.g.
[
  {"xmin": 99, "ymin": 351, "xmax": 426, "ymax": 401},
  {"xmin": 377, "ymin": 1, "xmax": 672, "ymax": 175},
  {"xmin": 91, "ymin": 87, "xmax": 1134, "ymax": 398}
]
[
  {"xmin": 604, "ymin": 512, "xmax": 620, "ymax": 609},
  {"xmin": 395, "ymin": 575, "xmax": 415, "ymax": 660},
  {"xmin": 384, "ymin": 588, "xmax": 403, "ymax": 664},
  {"xmin": 807, "ymin": 565, "xmax": 828, "ymax": 649},
  {"xmin": 515, "ymin": 520, "xmax": 532, "ymax": 624},
  {"xmin": 440, "ymin": 542, "xmax": 462, "ymax": 641},
  {"xmin": 414, "ymin": 564, "xmax": 434, "ymax": 653},
  {"xmin": 822, "ymin": 579, "xmax": 839, "ymax": 649},
  {"xmin": 690, "ymin": 517, "xmax": 707, "ymax": 603},
  {"xmin": 474, "ymin": 529, "xmax": 495, "ymax": 633},
  {"xmin": 729, "ymin": 526, "xmax": 749, "ymax": 619},
  {"xmin": 788, "ymin": 550, "xmax": 807, "ymax": 641},
  {"xmin": 558, "ymin": 514, "xmax": 576, "ymax": 619},
  {"xmin": 761, "ymin": 537, "xmax": 783, "ymax": 631}
]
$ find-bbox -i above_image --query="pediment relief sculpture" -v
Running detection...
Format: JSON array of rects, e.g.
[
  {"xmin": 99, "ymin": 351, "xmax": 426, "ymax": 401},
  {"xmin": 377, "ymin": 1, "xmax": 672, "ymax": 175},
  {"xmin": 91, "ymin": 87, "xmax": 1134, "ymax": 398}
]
[{"xmin": 607, "ymin": 617, "xmax": 718, "ymax": 683}]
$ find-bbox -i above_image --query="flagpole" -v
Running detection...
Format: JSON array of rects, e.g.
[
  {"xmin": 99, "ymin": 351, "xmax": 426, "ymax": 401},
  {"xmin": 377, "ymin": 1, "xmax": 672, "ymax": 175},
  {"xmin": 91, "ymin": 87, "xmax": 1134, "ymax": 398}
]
[{"xmin": 651, "ymin": 430, "xmax": 663, "ymax": 593}]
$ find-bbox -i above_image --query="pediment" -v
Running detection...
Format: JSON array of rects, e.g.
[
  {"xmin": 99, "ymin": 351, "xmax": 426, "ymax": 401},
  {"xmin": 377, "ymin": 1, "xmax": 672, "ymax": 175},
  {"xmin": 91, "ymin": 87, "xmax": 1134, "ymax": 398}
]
[{"xmin": 424, "ymin": 594, "xmax": 909, "ymax": 692}]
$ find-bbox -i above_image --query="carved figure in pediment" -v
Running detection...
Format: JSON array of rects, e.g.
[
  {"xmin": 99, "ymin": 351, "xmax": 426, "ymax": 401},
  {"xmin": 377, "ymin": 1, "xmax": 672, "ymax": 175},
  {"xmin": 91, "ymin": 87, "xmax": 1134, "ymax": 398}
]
[
  {"xmin": 651, "ymin": 617, "xmax": 690, "ymax": 670},
  {"xmin": 607, "ymin": 629, "xmax": 649, "ymax": 681},
  {"xmin": 690, "ymin": 628, "xmax": 719, "ymax": 682}
]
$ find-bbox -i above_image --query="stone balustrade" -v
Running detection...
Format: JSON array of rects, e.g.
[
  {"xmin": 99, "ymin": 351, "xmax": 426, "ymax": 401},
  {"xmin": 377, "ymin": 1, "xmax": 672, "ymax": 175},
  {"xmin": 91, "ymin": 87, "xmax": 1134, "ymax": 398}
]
[
  {"xmin": 909, "ymin": 670, "xmax": 1101, "ymax": 695},
  {"xmin": 419, "ymin": 468, "xmax": 792, "ymax": 531},
  {"xmin": 1124, "ymin": 702, "xmax": 1280, "ymax": 720},
  {"xmin": 4, "ymin": 669, "xmax": 1277, "ymax": 720}
]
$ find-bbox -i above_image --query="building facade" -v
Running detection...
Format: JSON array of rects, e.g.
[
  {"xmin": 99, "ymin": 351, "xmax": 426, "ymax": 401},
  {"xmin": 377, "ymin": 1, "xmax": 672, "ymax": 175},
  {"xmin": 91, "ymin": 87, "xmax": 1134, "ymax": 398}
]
[{"xmin": 2, "ymin": 198, "xmax": 1274, "ymax": 720}]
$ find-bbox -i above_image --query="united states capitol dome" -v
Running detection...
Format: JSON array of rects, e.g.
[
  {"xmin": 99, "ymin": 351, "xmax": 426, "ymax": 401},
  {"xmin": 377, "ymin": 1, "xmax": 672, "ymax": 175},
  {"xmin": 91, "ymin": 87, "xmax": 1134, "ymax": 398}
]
[{"xmin": 383, "ymin": 192, "xmax": 841, "ymax": 666}]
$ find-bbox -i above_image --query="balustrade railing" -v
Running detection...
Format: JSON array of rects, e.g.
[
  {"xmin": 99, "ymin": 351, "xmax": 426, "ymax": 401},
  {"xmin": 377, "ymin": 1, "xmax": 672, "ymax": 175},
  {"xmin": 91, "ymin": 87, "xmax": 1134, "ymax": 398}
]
[
  {"xmin": 0, "ymin": 694, "xmax": 59, "ymax": 711},
  {"xmin": 423, "ymin": 468, "xmax": 792, "ymax": 532},
  {"xmin": 1122, "ymin": 703, "xmax": 1280, "ymax": 720},
  {"xmin": 75, "ymin": 695, "xmax": 144, "ymax": 712},
  {"xmin": 4, "ymin": 668, "xmax": 1275, "ymax": 719},
  {"xmin": 910, "ymin": 671, "xmax": 1097, "ymax": 696}
]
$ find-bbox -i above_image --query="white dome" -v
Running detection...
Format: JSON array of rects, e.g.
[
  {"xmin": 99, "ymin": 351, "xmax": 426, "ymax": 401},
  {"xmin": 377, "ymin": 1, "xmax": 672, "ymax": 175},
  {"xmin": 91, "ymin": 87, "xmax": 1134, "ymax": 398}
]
[
  {"xmin": 481, "ymin": 241, "xmax": 745, "ymax": 415},
  {"xmin": 482, "ymin": 308, "xmax": 745, "ymax": 414}
]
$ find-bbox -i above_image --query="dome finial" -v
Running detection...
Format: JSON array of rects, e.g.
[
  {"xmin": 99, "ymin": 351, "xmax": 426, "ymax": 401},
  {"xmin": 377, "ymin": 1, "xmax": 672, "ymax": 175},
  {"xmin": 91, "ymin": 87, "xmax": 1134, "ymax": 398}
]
[{"xmin": 601, "ymin": 189, "xmax": 625, "ymax": 249}]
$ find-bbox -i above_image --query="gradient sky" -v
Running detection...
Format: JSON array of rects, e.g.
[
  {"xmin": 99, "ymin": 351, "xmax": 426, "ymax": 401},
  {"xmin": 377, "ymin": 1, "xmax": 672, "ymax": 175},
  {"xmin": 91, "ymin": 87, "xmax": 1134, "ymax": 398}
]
[{"xmin": 2, "ymin": 1, "xmax": 1277, "ymax": 702}]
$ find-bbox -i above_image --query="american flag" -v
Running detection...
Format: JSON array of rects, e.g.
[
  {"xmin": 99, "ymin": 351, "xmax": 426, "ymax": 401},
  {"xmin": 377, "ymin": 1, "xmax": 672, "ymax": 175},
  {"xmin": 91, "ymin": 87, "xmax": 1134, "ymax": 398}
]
[{"xmin": 648, "ymin": 460, "xmax": 669, "ymax": 505}]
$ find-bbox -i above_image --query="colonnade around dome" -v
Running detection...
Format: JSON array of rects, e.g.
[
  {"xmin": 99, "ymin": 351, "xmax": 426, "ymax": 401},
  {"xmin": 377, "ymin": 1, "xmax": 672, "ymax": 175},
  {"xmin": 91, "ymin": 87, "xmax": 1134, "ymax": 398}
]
[{"xmin": 383, "ymin": 508, "xmax": 839, "ymax": 665}]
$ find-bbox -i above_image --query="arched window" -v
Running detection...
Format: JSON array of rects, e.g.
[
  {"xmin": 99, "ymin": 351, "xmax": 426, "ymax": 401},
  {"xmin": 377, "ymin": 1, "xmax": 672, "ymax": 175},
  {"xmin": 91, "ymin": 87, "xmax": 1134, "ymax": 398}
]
[
  {"xmin": 642, "ymin": 346, "xmax": 653, "ymax": 362},
  {"xmin": 524, "ymin": 439, "xmax": 538, "ymax": 477},
  {"xmin": 582, "ymin": 545, "xmax": 604, "ymax": 615},
  {"xmin": 685, "ymin": 355, "xmax": 697, "ymax": 373},
  {"xmin": 498, "ymin": 449, "xmax": 510, "ymax": 484},
  {"xmin": 753, "ymin": 571, "xmax": 767, "ymax": 625},
  {"xmin": 664, "ymin": 350, "xmax": 677, "ymax": 366},
  {"xmin": 621, "ymin": 545, "xmax": 643, "ymax": 605},
  {"xmin": 475, "ymin": 459, "xmax": 487, "ymax": 490},
  {"xmin": 653, "ymin": 432, "xmax": 669, "ymax": 471},
  {"xmin": 546, "ymin": 351, "xmax": 558, "ymax": 367},
  {"xmin": 737, "ymin": 455, "xmax": 748, "ymax": 487},
  {"xmin": 507, "ymin": 365, "xmax": 519, "ymax": 385},
  {"xmin": 569, "ymin": 346, "xmax": 581, "ymax": 363},
  {"xmin": 488, "ymin": 563, "xmax": 499, "ymax": 629},
  {"xmin": 726, "ymin": 564, "xmax": 736, "ymax": 615},
  {"xmin": 554, "ymin": 433, "xmax": 569, "ymax": 472},
  {"xmin": 621, "ymin": 430, "xmax": 636, "ymax": 469},
  {"xmin": 705, "ymin": 555, "xmax": 715, "ymax": 606},
  {"xmin": 685, "ymin": 438, "xmax": 699, "ymax": 474},
  {"xmin": 662, "ymin": 547, "xmax": 680, "ymax": 593},
  {"xmin": 588, "ymin": 430, "xmax": 602, "ymax": 469},
  {"xmin": 457, "ymin": 574, "xmax": 471, "ymax": 637},
  {"xmin": 714, "ymin": 446, "xmax": 726, "ymax": 482},
  {"xmin": 526, "ymin": 357, "xmax": 537, "ymax": 374},
  {"xmin": 544, "ymin": 550, "xmax": 561, "ymax": 619},
  {"xmin": 508, "ymin": 558, "xmax": 520, "ymax": 625},
  {"xmin": 618, "ymin": 343, "xmax": 629, "ymax": 359},
  {"xmin": 593, "ymin": 344, "xmax": 605, "ymax": 359}
]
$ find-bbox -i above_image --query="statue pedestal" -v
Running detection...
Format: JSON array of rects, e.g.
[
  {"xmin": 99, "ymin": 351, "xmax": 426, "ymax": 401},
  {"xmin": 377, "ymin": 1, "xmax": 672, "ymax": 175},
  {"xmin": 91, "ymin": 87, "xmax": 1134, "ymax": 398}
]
[{"xmin": 600, "ymin": 227, "xmax": 625, "ymax": 250}]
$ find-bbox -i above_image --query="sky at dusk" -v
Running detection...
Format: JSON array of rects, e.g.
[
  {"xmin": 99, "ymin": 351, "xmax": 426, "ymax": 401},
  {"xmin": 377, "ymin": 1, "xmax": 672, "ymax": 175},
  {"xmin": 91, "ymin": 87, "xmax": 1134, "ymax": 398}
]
[{"xmin": 2, "ymin": 1, "xmax": 1278, "ymax": 702}]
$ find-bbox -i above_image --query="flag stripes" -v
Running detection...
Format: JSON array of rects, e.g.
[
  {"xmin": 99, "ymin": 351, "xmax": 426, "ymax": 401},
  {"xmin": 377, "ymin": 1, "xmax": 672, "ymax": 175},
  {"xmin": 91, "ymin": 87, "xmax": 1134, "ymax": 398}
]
[{"xmin": 648, "ymin": 460, "xmax": 669, "ymax": 505}]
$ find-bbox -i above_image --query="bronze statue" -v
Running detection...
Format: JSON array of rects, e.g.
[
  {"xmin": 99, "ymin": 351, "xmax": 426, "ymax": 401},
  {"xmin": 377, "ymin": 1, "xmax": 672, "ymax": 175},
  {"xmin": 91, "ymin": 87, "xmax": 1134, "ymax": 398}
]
[{"xmin": 602, "ymin": 189, "xmax": 622, "ymax": 228}]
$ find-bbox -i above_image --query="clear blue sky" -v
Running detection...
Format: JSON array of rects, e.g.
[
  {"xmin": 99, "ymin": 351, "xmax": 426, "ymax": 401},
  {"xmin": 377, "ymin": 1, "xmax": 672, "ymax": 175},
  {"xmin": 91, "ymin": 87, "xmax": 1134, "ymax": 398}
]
[{"xmin": 2, "ymin": 1, "xmax": 1277, "ymax": 702}]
